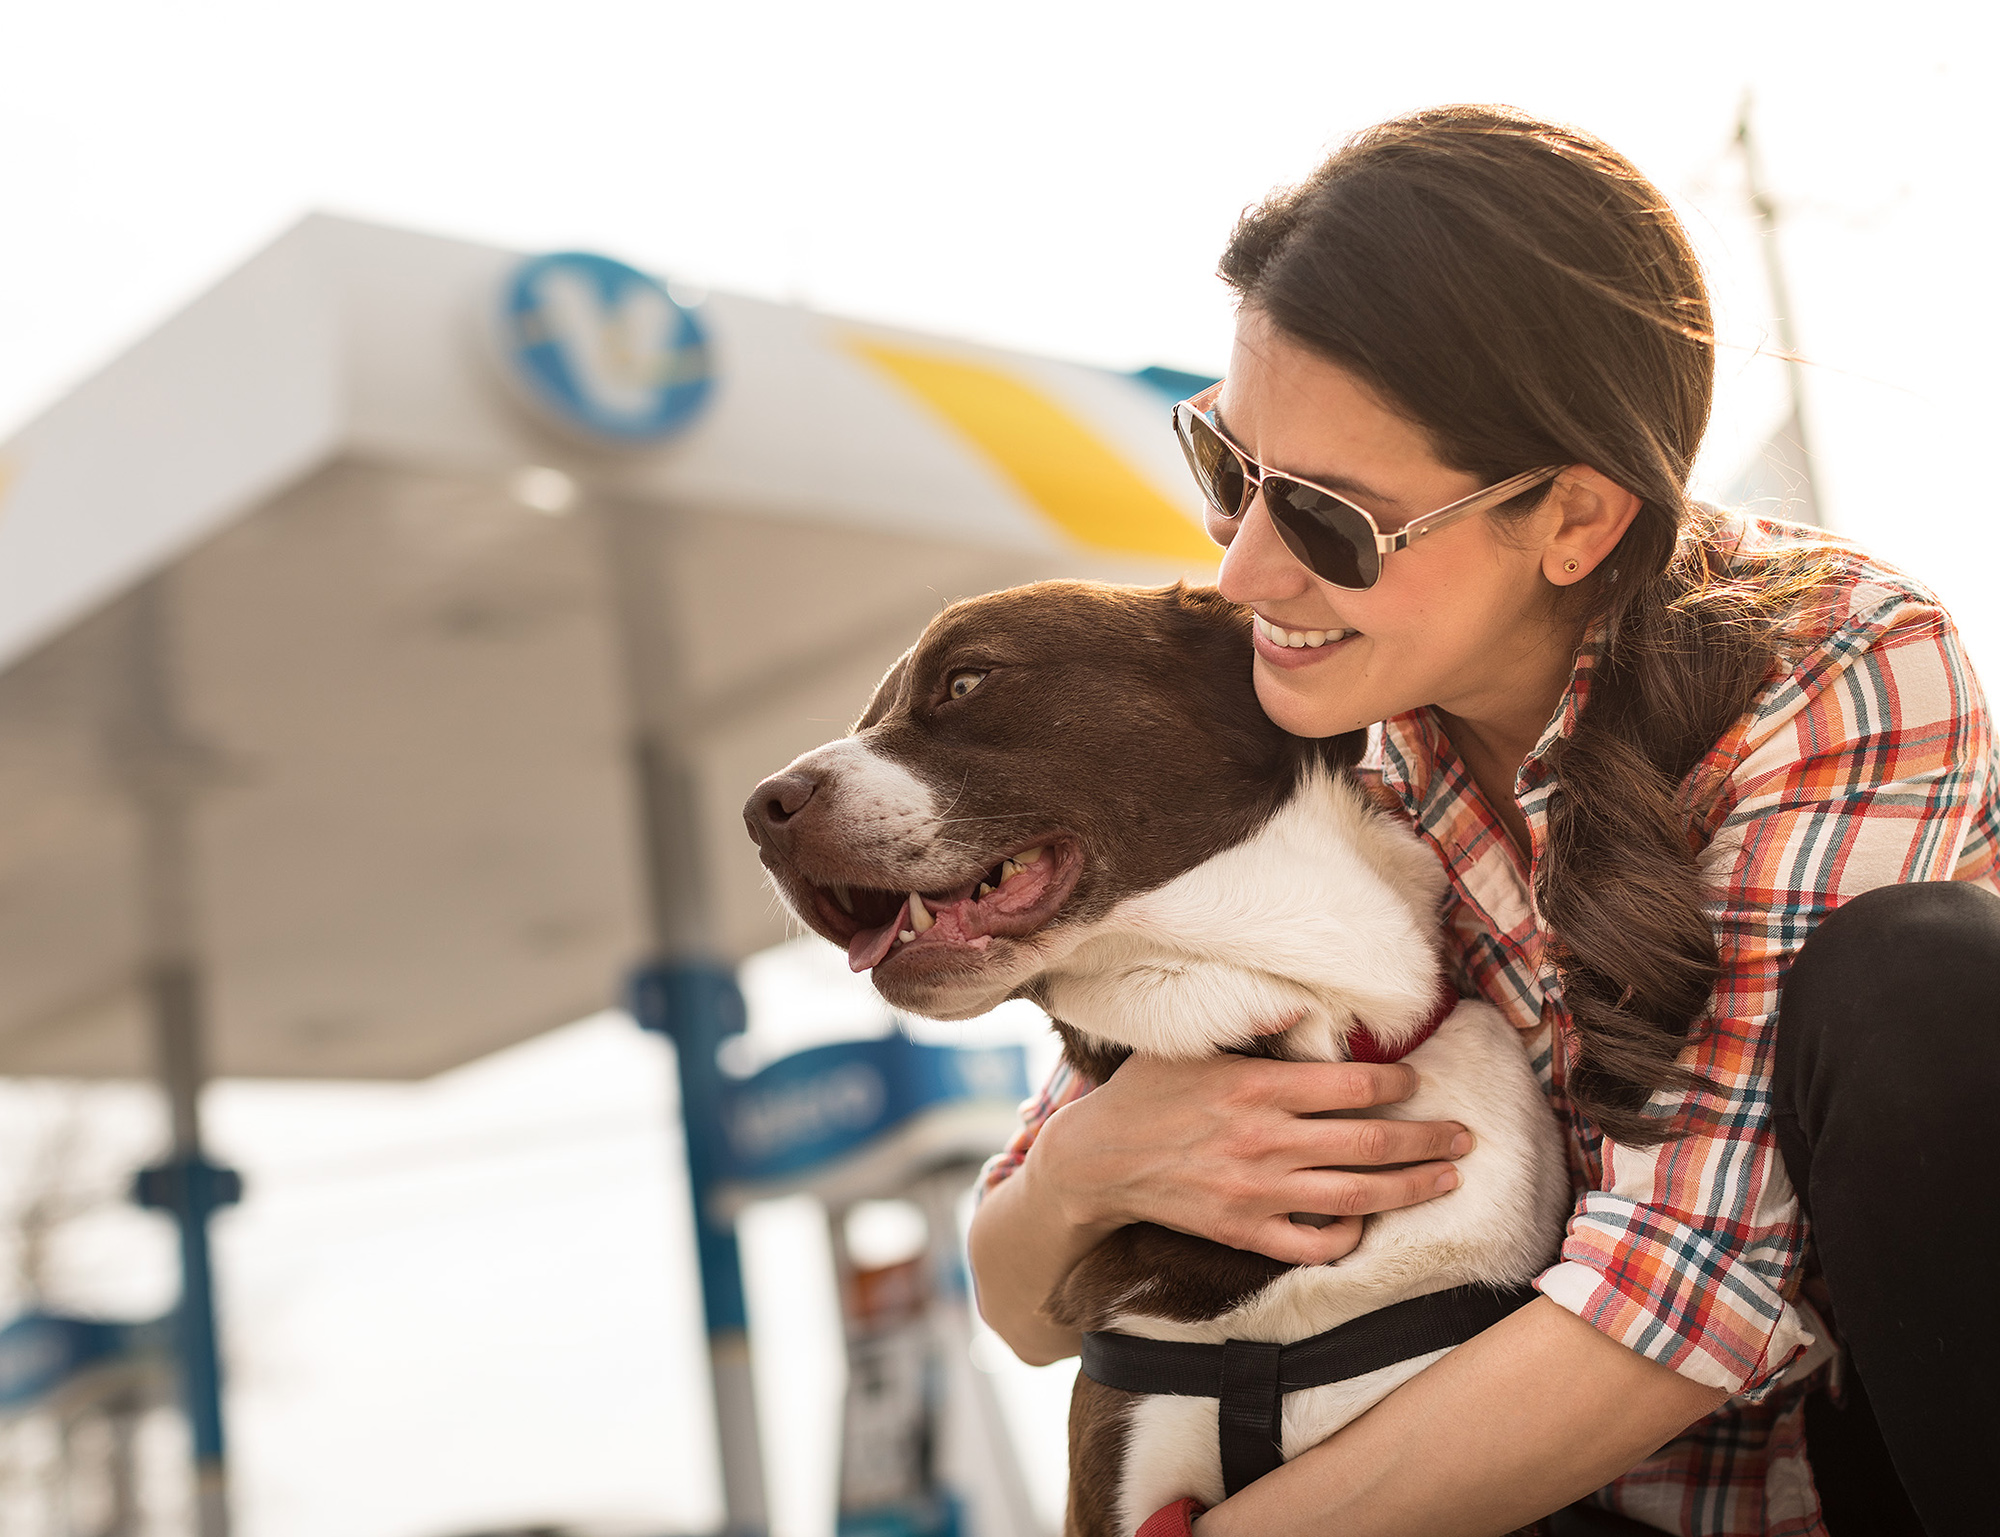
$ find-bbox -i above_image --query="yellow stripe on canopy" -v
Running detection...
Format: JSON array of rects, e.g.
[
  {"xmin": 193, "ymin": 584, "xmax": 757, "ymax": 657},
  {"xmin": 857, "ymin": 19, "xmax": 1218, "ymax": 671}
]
[{"xmin": 847, "ymin": 339, "xmax": 1216, "ymax": 564}]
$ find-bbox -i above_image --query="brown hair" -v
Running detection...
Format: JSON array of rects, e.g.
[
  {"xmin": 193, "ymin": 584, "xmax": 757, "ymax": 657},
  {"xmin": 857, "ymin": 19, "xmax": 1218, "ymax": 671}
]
[{"xmin": 1221, "ymin": 105, "xmax": 1833, "ymax": 1143}]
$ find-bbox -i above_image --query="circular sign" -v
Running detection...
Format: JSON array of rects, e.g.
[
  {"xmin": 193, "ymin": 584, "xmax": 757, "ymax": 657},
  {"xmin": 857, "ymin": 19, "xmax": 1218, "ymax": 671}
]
[{"xmin": 495, "ymin": 251, "xmax": 713, "ymax": 444}]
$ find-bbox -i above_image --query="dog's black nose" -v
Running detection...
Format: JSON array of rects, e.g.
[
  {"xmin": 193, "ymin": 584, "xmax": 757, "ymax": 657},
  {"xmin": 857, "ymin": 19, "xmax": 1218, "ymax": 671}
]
[{"xmin": 743, "ymin": 771, "xmax": 818, "ymax": 850}]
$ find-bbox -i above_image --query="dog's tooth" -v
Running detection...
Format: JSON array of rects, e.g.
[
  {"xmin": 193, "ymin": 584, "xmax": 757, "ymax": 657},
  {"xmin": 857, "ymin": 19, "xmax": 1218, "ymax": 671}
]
[
  {"xmin": 999, "ymin": 859, "xmax": 1022, "ymax": 883},
  {"xmin": 1017, "ymin": 846, "xmax": 1044, "ymax": 865},
  {"xmin": 831, "ymin": 883, "xmax": 854, "ymax": 914},
  {"xmin": 898, "ymin": 929, "xmax": 915, "ymax": 944},
  {"xmin": 908, "ymin": 893, "xmax": 934, "ymax": 933},
  {"xmin": 977, "ymin": 882, "xmax": 994, "ymax": 897}
]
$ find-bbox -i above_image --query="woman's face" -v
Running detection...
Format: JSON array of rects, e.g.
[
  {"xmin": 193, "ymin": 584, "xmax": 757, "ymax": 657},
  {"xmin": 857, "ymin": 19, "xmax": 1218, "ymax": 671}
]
[{"xmin": 1213, "ymin": 309, "xmax": 1572, "ymax": 741}]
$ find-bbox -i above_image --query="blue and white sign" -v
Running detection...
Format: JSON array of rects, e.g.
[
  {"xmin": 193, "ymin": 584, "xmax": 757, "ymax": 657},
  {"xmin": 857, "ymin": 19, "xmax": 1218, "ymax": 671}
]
[
  {"xmin": 0, "ymin": 1312, "xmax": 159, "ymax": 1410},
  {"xmin": 496, "ymin": 251, "xmax": 714, "ymax": 445},
  {"xmin": 714, "ymin": 1034, "xmax": 1028, "ymax": 1186}
]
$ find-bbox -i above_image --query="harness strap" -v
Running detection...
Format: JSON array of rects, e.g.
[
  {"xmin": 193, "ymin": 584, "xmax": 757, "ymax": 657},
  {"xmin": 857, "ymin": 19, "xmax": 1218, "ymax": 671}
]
[{"xmin": 1081, "ymin": 1282, "xmax": 1538, "ymax": 1496}]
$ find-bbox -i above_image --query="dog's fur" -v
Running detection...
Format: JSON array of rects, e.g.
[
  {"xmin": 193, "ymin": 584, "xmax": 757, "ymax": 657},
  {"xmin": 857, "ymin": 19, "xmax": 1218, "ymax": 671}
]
[{"xmin": 746, "ymin": 582, "xmax": 1570, "ymax": 1536}]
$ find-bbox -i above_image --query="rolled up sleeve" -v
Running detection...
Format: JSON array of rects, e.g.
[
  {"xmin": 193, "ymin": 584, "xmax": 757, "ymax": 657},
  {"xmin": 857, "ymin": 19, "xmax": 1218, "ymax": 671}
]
[
  {"xmin": 976, "ymin": 1056, "xmax": 1097, "ymax": 1201},
  {"xmin": 1536, "ymin": 592, "xmax": 1998, "ymax": 1398}
]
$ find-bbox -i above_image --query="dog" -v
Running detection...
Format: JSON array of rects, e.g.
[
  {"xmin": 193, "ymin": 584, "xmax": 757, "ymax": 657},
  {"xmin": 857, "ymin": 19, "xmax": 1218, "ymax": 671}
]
[{"xmin": 744, "ymin": 581, "xmax": 1570, "ymax": 1536}]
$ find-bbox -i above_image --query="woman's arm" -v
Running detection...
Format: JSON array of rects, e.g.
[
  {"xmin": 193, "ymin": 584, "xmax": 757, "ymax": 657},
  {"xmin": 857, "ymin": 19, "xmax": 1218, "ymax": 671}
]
[
  {"xmin": 1195, "ymin": 1298, "xmax": 1728, "ymax": 1537},
  {"xmin": 972, "ymin": 1054, "xmax": 1726, "ymax": 1530},
  {"xmin": 967, "ymin": 1052, "xmax": 1470, "ymax": 1364},
  {"xmin": 1214, "ymin": 588, "xmax": 1990, "ymax": 1534}
]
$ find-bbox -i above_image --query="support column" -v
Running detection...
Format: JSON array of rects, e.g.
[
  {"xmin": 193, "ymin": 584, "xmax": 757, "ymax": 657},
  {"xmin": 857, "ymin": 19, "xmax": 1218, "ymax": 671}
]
[
  {"xmin": 1735, "ymin": 96, "xmax": 1822, "ymax": 528},
  {"xmin": 629, "ymin": 962, "xmax": 765, "ymax": 1536},
  {"xmin": 115, "ymin": 580, "xmax": 239, "ymax": 1537},
  {"xmin": 599, "ymin": 499, "xmax": 767, "ymax": 1536}
]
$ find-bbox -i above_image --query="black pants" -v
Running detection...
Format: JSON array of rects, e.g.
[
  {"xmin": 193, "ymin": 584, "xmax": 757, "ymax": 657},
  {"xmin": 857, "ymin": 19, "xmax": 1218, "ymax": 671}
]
[
  {"xmin": 1772, "ymin": 881, "xmax": 2000, "ymax": 1535},
  {"xmin": 1554, "ymin": 882, "xmax": 1999, "ymax": 1537}
]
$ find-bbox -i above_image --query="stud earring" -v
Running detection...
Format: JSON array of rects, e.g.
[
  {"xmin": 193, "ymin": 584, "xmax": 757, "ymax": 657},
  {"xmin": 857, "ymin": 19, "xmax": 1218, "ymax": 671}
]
[{"xmin": 1563, "ymin": 559, "xmax": 1579, "ymax": 574}]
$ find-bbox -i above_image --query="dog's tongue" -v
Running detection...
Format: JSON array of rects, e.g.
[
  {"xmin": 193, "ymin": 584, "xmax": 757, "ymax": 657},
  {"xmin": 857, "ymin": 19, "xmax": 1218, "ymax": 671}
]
[{"xmin": 848, "ymin": 917, "xmax": 903, "ymax": 973}]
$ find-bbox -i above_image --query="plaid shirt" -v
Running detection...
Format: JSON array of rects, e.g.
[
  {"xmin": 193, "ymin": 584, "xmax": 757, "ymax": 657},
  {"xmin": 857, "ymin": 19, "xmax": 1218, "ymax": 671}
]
[{"xmin": 978, "ymin": 516, "xmax": 2000, "ymax": 1535}]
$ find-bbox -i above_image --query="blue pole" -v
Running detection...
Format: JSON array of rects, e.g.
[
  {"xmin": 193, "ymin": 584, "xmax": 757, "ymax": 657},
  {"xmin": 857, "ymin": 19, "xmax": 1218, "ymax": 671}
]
[
  {"xmin": 133, "ymin": 1155, "xmax": 240, "ymax": 1469},
  {"xmin": 631, "ymin": 959, "xmax": 767, "ymax": 1536},
  {"xmin": 132, "ymin": 960, "xmax": 240, "ymax": 1537}
]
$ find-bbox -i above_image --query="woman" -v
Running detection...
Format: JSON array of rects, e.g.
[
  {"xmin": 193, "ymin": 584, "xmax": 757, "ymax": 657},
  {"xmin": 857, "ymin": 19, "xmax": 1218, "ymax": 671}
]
[{"xmin": 966, "ymin": 106, "xmax": 1999, "ymax": 1536}]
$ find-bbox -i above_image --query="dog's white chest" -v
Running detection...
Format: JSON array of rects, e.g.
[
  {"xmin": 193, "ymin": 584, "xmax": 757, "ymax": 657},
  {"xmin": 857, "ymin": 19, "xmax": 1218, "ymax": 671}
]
[{"xmin": 1099, "ymin": 1004, "xmax": 1569, "ymax": 1531}]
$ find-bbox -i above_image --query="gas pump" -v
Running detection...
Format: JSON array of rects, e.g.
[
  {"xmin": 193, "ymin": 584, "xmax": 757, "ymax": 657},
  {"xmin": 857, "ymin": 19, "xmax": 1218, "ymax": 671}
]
[
  {"xmin": 633, "ymin": 962, "xmax": 1046, "ymax": 1537},
  {"xmin": 0, "ymin": 1311, "xmax": 172, "ymax": 1536}
]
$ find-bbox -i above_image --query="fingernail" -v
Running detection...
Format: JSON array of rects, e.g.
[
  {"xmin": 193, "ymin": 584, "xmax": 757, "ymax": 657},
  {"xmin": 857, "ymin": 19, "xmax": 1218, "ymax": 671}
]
[
  {"xmin": 1435, "ymin": 1169, "xmax": 1460, "ymax": 1192},
  {"xmin": 1450, "ymin": 1132, "xmax": 1473, "ymax": 1157}
]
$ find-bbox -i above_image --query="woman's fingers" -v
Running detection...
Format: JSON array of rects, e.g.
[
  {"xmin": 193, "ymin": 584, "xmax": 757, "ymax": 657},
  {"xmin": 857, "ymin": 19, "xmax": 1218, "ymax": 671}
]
[
  {"xmin": 1278, "ymin": 1160, "xmax": 1461, "ymax": 1219},
  {"xmin": 1041, "ymin": 1053, "xmax": 1470, "ymax": 1247},
  {"xmin": 1255, "ymin": 1058, "xmax": 1422, "ymax": 1114},
  {"xmin": 1242, "ymin": 1213, "xmax": 1367, "ymax": 1266},
  {"xmin": 1280, "ymin": 1112, "xmax": 1472, "ymax": 1169}
]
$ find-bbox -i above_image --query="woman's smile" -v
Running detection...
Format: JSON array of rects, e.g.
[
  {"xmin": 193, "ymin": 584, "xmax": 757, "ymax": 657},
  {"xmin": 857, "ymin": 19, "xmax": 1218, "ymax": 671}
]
[{"xmin": 1249, "ymin": 611, "xmax": 1360, "ymax": 669}]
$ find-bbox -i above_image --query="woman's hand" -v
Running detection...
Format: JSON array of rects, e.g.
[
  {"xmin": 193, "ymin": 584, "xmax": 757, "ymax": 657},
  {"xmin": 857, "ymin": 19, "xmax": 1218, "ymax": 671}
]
[
  {"xmin": 1036, "ymin": 1053, "xmax": 1471, "ymax": 1265},
  {"xmin": 966, "ymin": 1052, "xmax": 1470, "ymax": 1362}
]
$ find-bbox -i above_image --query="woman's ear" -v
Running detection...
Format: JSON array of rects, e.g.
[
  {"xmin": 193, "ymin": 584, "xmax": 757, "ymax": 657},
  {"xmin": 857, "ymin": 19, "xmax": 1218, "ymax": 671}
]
[{"xmin": 1540, "ymin": 467, "xmax": 1641, "ymax": 586}]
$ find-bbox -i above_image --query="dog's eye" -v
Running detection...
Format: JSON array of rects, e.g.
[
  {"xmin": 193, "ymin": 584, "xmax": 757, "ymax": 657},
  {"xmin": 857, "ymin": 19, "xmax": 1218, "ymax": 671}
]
[{"xmin": 947, "ymin": 670, "xmax": 987, "ymax": 700}]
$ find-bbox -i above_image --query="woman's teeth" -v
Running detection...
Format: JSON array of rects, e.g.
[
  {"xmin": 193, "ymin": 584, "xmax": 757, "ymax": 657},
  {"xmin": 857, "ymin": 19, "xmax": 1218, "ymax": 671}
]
[{"xmin": 1255, "ymin": 615, "xmax": 1354, "ymax": 649}]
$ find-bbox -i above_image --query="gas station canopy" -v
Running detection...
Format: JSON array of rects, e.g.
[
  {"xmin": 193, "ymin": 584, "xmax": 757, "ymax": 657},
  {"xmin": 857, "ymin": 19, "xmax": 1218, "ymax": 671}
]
[{"xmin": 0, "ymin": 213, "xmax": 1217, "ymax": 1083}]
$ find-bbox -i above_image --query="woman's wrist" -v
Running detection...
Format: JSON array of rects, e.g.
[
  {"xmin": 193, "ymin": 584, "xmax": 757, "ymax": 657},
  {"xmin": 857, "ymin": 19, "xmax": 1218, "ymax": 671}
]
[{"xmin": 1022, "ymin": 1093, "xmax": 1128, "ymax": 1239}]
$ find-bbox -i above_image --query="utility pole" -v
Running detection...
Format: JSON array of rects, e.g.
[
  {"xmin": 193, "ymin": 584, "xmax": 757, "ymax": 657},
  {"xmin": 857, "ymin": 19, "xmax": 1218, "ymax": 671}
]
[{"xmin": 1734, "ymin": 95, "xmax": 1823, "ymax": 526}]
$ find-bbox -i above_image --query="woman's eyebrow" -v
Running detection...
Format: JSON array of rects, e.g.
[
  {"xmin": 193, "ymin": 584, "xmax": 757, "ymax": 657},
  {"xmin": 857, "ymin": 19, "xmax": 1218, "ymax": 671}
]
[{"xmin": 1211, "ymin": 406, "xmax": 1409, "ymax": 516}]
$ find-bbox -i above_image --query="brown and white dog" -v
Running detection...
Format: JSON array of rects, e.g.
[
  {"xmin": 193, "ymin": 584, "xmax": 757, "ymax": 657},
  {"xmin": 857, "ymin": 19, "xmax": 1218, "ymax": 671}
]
[{"xmin": 744, "ymin": 581, "xmax": 1569, "ymax": 1537}]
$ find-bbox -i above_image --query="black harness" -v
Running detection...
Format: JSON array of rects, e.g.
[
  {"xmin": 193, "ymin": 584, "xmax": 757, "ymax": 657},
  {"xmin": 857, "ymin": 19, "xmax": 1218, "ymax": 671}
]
[{"xmin": 1080, "ymin": 1282, "xmax": 1538, "ymax": 1496}]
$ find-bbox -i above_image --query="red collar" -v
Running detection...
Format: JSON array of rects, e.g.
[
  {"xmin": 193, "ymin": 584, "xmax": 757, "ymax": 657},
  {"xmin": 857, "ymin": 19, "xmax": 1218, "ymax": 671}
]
[{"xmin": 1345, "ymin": 979, "xmax": 1461, "ymax": 1065}]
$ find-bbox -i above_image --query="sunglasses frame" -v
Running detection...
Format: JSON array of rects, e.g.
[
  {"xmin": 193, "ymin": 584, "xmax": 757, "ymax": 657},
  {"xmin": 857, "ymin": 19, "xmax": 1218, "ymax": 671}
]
[{"xmin": 1172, "ymin": 385, "xmax": 1564, "ymax": 590}]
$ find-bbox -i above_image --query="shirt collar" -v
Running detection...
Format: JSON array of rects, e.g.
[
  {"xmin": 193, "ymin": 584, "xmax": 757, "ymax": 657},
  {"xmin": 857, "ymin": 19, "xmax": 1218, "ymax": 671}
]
[{"xmin": 1516, "ymin": 618, "xmax": 1608, "ymax": 796}]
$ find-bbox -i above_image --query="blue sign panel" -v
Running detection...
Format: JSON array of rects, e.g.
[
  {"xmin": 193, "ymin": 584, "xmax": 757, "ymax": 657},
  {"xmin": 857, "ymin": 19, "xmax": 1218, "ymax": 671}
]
[
  {"xmin": 0, "ymin": 1312, "xmax": 155, "ymax": 1409},
  {"xmin": 629, "ymin": 962, "xmax": 1028, "ymax": 1329},
  {"xmin": 716, "ymin": 1034, "xmax": 1028, "ymax": 1186},
  {"xmin": 496, "ymin": 251, "xmax": 714, "ymax": 444}
]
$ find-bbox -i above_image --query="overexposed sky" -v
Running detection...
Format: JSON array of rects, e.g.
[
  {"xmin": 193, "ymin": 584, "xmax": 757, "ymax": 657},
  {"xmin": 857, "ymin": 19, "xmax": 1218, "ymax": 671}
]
[
  {"xmin": 1, "ymin": 4, "xmax": 1996, "ymax": 1535},
  {"xmin": 4, "ymin": 3, "xmax": 1996, "ymax": 631}
]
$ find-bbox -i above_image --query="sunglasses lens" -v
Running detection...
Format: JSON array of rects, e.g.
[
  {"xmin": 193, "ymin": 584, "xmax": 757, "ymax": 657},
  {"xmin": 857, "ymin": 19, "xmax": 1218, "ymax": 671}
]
[
  {"xmin": 1266, "ymin": 479, "xmax": 1381, "ymax": 590},
  {"xmin": 1177, "ymin": 409, "xmax": 1248, "ymax": 518}
]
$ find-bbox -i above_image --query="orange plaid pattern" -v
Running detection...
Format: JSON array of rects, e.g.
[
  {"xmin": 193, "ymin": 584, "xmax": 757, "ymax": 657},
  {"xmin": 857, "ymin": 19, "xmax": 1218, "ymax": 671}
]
[{"xmin": 980, "ymin": 516, "xmax": 1998, "ymax": 1534}]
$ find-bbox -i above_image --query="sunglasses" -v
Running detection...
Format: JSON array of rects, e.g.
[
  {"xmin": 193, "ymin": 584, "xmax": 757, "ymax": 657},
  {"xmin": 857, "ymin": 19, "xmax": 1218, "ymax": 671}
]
[{"xmin": 1171, "ymin": 386, "xmax": 1562, "ymax": 591}]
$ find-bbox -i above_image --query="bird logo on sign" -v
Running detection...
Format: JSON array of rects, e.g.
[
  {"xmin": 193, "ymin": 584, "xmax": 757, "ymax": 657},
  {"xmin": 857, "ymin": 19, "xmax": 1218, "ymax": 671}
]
[{"xmin": 496, "ymin": 251, "xmax": 714, "ymax": 445}]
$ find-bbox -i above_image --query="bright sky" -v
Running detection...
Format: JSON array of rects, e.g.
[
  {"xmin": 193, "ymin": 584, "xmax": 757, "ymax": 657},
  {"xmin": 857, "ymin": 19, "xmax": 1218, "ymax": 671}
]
[{"xmin": 0, "ymin": 3, "xmax": 1995, "ymax": 1534}]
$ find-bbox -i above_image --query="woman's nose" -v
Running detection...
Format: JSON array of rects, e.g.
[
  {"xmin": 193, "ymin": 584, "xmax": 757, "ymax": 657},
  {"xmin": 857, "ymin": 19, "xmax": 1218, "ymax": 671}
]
[{"xmin": 1217, "ymin": 492, "xmax": 1311, "ymax": 604}]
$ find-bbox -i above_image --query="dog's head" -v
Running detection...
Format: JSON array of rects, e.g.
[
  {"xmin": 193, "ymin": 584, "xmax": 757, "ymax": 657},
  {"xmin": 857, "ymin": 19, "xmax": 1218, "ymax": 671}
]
[{"xmin": 744, "ymin": 581, "xmax": 1361, "ymax": 1019}]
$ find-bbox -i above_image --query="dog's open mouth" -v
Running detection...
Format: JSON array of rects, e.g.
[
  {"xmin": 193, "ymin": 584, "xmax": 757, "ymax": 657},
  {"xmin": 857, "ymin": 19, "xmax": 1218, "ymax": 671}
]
[{"xmin": 798, "ymin": 839, "xmax": 1083, "ymax": 974}]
